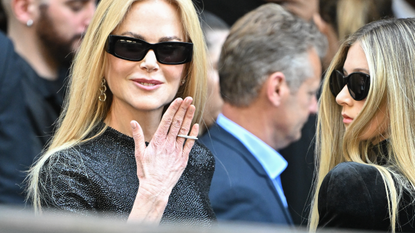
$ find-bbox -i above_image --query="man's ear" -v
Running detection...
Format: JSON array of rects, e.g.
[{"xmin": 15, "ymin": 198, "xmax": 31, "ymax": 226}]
[
  {"xmin": 12, "ymin": 0, "xmax": 37, "ymax": 25},
  {"xmin": 266, "ymin": 71, "xmax": 288, "ymax": 107}
]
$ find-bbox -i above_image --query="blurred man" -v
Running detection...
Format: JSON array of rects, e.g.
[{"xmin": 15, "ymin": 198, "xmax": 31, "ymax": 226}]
[
  {"xmin": 199, "ymin": 11, "xmax": 229, "ymax": 136},
  {"xmin": 0, "ymin": 0, "xmax": 95, "ymax": 204},
  {"xmin": 199, "ymin": 4, "xmax": 326, "ymax": 225}
]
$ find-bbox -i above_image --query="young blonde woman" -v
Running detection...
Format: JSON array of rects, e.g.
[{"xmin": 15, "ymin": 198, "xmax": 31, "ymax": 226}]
[
  {"xmin": 309, "ymin": 18, "xmax": 415, "ymax": 232},
  {"xmin": 26, "ymin": 0, "xmax": 215, "ymax": 225}
]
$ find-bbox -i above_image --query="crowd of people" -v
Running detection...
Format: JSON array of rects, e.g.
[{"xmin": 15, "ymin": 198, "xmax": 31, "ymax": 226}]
[{"xmin": 1, "ymin": 0, "xmax": 415, "ymax": 232}]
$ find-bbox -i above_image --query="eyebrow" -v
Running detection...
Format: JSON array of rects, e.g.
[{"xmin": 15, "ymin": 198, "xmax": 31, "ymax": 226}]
[
  {"xmin": 119, "ymin": 32, "xmax": 183, "ymax": 42},
  {"xmin": 342, "ymin": 67, "xmax": 370, "ymax": 75},
  {"xmin": 66, "ymin": 0, "xmax": 95, "ymax": 3}
]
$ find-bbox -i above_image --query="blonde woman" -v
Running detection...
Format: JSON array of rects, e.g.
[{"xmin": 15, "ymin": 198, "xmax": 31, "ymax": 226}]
[
  {"xmin": 26, "ymin": 0, "xmax": 215, "ymax": 225},
  {"xmin": 309, "ymin": 18, "xmax": 415, "ymax": 232}
]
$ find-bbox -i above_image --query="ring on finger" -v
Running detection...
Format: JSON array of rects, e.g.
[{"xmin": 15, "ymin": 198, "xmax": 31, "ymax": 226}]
[{"xmin": 177, "ymin": 134, "xmax": 198, "ymax": 140}]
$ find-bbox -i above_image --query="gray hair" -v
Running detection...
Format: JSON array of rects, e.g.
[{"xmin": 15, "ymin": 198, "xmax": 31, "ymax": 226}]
[{"xmin": 219, "ymin": 3, "xmax": 327, "ymax": 107}]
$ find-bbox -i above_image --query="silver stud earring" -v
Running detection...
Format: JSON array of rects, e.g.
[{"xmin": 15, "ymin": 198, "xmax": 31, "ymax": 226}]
[
  {"xmin": 26, "ymin": 19, "xmax": 33, "ymax": 27},
  {"xmin": 99, "ymin": 78, "xmax": 107, "ymax": 102},
  {"xmin": 181, "ymin": 79, "xmax": 186, "ymax": 85}
]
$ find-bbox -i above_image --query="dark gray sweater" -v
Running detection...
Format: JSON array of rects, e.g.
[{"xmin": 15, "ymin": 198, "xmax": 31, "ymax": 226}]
[{"xmin": 39, "ymin": 123, "xmax": 216, "ymax": 226}]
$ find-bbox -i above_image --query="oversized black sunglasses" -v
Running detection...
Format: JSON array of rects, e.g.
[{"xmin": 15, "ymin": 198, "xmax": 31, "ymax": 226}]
[
  {"xmin": 329, "ymin": 69, "xmax": 371, "ymax": 101},
  {"xmin": 105, "ymin": 35, "xmax": 193, "ymax": 65}
]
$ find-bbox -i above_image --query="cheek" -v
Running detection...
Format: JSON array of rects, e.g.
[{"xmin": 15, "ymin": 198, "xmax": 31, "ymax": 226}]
[
  {"xmin": 355, "ymin": 101, "xmax": 366, "ymax": 113},
  {"xmin": 360, "ymin": 112, "xmax": 388, "ymax": 140},
  {"xmin": 164, "ymin": 65, "xmax": 185, "ymax": 85},
  {"xmin": 47, "ymin": 8, "xmax": 71, "ymax": 28},
  {"xmin": 105, "ymin": 57, "xmax": 131, "ymax": 87}
]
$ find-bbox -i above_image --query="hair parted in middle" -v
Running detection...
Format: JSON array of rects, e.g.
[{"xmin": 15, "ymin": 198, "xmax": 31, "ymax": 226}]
[
  {"xmin": 52, "ymin": 0, "xmax": 207, "ymax": 147},
  {"xmin": 218, "ymin": 3, "xmax": 326, "ymax": 107},
  {"xmin": 26, "ymin": 0, "xmax": 208, "ymax": 212},
  {"xmin": 309, "ymin": 18, "xmax": 415, "ymax": 232}
]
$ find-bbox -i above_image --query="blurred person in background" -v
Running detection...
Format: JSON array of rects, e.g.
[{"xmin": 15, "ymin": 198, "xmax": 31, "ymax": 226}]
[
  {"xmin": 0, "ymin": 2, "xmax": 5, "ymax": 31},
  {"xmin": 200, "ymin": 4, "xmax": 326, "ymax": 225},
  {"xmin": 199, "ymin": 11, "xmax": 229, "ymax": 136},
  {"xmin": 0, "ymin": 0, "xmax": 95, "ymax": 205},
  {"xmin": 392, "ymin": 0, "xmax": 415, "ymax": 18},
  {"xmin": 0, "ymin": 31, "xmax": 33, "ymax": 205},
  {"xmin": 193, "ymin": 0, "xmax": 318, "ymax": 27},
  {"xmin": 315, "ymin": 0, "xmax": 394, "ymax": 69}
]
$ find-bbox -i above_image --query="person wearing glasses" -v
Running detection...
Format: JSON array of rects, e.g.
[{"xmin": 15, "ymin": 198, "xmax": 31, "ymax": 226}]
[
  {"xmin": 26, "ymin": 0, "xmax": 216, "ymax": 225},
  {"xmin": 308, "ymin": 18, "xmax": 415, "ymax": 232}
]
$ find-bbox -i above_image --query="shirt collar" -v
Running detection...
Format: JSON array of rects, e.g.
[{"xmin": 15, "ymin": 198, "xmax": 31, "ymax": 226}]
[{"xmin": 217, "ymin": 113, "xmax": 287, "ymax": 179}]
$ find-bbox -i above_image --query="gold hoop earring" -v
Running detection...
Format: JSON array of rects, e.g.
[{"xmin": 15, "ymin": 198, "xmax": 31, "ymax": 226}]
[{"xmin": 99, "ymin": 78, "xmax": 107, "ymax": 102}]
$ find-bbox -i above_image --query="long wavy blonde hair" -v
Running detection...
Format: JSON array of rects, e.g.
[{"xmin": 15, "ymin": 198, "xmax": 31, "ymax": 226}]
[
  {"xmin": 26, "ymin": 0, "xmax": 208, "ymax": 213},
  {"xmin": 309, "ymin": 18, "xmax": 415, "ymax": 232}
]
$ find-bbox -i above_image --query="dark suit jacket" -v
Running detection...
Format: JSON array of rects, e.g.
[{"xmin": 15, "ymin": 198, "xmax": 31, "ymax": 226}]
[{"xmin": 200, "ymin": 124, "xmax": 293, "ymax": 225}]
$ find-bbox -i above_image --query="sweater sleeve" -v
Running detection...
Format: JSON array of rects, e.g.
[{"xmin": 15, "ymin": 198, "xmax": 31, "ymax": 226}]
[{"xmin": 317, "ymin": 162, "xmax": 390, "ymax": 231}]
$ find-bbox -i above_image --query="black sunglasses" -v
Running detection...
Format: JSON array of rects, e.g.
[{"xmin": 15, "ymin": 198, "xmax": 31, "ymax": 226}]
[
  {"xmin": 105, "ymin": 35, "xmax": 193, "ymax": 65},
  {"xmin": 329, "ymin": 69, "xmax": 371, "ymax": 101}
]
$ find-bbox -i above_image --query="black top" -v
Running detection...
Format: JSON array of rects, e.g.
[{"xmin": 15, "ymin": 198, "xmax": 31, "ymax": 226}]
[
  {"xmin": 39, "ymin": 123, "xmax": 216, "ymax": 225},
  {"xmin": 0, "ymin": 32, "xmax": 33, "ymax": 204},
  {"xmin": 0, "ymin": 31, "xmax": 67, "ymax": 204},
  {"xmin": 318, "ymin": 160, "xmax": 415, "ymax": 232},
  {"xmin": 19, "ymin": 55, "xmax": 67, "ymax": 154}
]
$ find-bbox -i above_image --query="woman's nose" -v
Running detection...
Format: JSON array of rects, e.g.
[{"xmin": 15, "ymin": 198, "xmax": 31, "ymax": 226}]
[
  {"xmin": 139, "ymin": 50, "xmax": 159, "ymax": 72},
  {"xmin": 335, "ymin": 85, "xmax": 352, "ymax": 106}
]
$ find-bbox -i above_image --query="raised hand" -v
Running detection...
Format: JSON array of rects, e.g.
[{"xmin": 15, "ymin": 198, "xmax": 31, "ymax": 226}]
[{"xmin": 128, "ymin": 97, "xmax": 199, "ymax": 223}]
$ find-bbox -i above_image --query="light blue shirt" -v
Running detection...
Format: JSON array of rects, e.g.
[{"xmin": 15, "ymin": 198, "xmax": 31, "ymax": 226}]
[{"xmin": 216, "ymin": 113, "xmax": 288, "ymax": 207}]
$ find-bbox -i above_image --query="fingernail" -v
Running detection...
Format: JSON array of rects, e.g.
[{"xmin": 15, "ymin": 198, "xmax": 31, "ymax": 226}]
[{"xmin": 130, "ymin": 121, "xmax": 137, "ymax": 129}]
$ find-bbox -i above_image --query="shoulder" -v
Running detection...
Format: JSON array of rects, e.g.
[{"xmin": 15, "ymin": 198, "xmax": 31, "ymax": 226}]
[
  {"xmin": 193, "ymin": 140, "xmax": 211, "ymax": 153},
  {"xmin": 318, "ymin": 162, "xmax": 389, "ymax": 230},
  {"xmin": 320, "ymin": 162, "xmax": 386, "ymax": 200},
  {"xmin": 40, "ymin": 147, "xmax": 88, "ymax": 177},
  {"xmin": 200, "ymin": 125, "xmax": 245, "ymax": 157},
  {"xmin": 199, "ymin": 124, "xmax": 225, "ymax": 148},
  {"xmin": 0, "ymin": 32, "xmax": 13, "ymax": 55},
  {"xmin": 188, "ymin": 141, "xmax": 215, "ymax": 166},
  {"xmin": 325, "ymin": 162, "xmax": 381, "ymax": 179},
  {"xmin": 322, "ymin": 162, "xmax": 387, "ymax": 192},
  {"xmin": 0, "ymin": 32, "xmax": 19, "ymax": 89}
]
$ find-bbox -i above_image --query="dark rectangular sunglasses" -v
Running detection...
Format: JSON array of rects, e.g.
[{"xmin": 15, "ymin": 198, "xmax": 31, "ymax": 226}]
[
  {"xmin": 105, "ymin": 35, "xmax": 193, "ymax": 65},
  {"xmin": 329, "ymin": 69, "xmax": 370, "ymax": 101}
]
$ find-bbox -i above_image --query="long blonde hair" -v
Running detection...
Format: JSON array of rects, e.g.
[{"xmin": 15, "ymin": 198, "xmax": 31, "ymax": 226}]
[
  {"xmin": 26, "ymin": 0, "xmax": 208, "ymax": 212},
  {"xmin": 309, "ymin": 18, "xmax": 415, "ymax": 232}
]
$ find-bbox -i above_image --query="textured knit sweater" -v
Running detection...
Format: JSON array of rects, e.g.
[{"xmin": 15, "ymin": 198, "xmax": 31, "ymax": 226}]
[{"xmin": 39, "ymin": 123, "xmax": 216, "ymax": 226}]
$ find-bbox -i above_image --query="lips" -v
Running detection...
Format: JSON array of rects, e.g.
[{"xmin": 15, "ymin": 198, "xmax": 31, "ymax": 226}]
[
  {"xmin": 131, "ymin": 78, "xmax": 163, "ymax": 90},
  {"xmin": 342, "ymin": 113, "xmax": 353, "ymax": 124}
]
